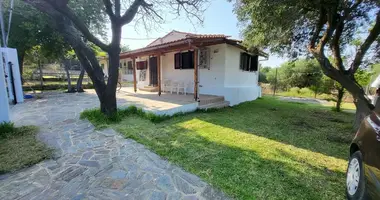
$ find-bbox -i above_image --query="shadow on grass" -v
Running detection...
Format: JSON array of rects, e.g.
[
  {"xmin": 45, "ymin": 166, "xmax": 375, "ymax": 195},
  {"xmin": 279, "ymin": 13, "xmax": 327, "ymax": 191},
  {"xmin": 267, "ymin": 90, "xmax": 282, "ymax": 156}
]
[
  {"xmin": 192, "ymin": 97, "xmax": 355, "ymax": 160},
  {"xmin": 113, "ymin": 113, "xmax": 346, "ymax": 199}
]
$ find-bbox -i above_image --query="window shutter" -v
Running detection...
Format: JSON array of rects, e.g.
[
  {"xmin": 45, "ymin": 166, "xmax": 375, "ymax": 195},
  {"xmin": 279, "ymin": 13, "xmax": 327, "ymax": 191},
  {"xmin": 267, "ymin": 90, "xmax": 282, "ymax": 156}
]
[
  {"xmin": 244, "ymin": 53, "xmax": 250, "ymax": 71},
  {"xmin": 189, "ymin": 51, "xmax": 194, "ymax": 69},
  {"xmin": 128, "ymin": 61, "xmax": 133, "ymax": 70},
  {"xmin": 136, "ymin": 61, "xmax": 147, "ymax": 70},
  {"xmin": 174, "ymin": 53, "xmax": 181, "ymax": 69},
  {"xmin": 240, "ymin": 52, "xmax": 244, "ymax": 70},
  {"xmin": 250, "ymin": 55, "xmax": 258, "ymax": 71}
]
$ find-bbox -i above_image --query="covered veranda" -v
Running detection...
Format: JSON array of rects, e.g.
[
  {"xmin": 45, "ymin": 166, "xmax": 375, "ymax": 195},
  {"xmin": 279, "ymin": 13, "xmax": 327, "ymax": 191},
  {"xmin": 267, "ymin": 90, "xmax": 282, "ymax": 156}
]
[
  {"xmin": 114, "ymin": 87, "xmax": 223, "ymax": 115},
  {"xmin": 119, "ymin": 34, "xmax": 247, "ymax": 102}
]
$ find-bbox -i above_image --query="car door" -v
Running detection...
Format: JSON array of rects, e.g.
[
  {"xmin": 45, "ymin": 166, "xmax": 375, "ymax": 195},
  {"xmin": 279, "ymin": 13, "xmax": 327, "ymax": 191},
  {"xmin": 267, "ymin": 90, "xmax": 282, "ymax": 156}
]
[{"xmin": 362, "ymin": 113, "xmax": 380, "ymax": 198}]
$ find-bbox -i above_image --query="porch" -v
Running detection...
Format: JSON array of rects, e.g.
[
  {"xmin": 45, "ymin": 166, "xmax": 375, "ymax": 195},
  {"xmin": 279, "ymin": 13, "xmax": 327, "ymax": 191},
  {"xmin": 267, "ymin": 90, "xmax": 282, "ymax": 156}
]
[{"xmin": 116, "ymin": 87, "xmax": 229, "ymax": 116}]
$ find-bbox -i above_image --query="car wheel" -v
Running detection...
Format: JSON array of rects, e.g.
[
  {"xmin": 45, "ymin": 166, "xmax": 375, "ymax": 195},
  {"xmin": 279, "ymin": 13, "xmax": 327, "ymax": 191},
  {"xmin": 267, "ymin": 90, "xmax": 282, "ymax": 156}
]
[{"xmin": 346, "ymin": 151, "xmax": 368, "ymax": 200}]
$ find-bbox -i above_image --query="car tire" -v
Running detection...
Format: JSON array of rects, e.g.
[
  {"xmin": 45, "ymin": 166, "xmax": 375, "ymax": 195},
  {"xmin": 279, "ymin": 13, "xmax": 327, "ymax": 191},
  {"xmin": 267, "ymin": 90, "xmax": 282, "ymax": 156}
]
[{"xmin": 346, "ymin": 151, "xmax": 368, "ymax": 200}]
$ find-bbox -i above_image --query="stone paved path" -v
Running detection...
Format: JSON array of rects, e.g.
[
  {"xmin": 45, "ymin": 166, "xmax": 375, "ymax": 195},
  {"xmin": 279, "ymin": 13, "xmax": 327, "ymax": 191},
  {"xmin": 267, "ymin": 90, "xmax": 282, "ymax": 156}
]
[{"xmin": 0, "ymin": 92, "xmax": 229, "ymax": 200}]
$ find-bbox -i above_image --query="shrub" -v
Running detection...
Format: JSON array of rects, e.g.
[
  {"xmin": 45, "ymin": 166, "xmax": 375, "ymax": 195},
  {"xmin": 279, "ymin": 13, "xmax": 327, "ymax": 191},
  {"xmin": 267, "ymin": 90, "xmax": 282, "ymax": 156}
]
[
  {"xmin": 289, "ymin": 87, "xmax": 300, "ymax": 94},
  {"xmin": 299, "ymin": 88, "xmax": 314, "ymax": 96},
  {"xmin": 0, "ymin": 122, "xmax": 15, "ymax": 137}
]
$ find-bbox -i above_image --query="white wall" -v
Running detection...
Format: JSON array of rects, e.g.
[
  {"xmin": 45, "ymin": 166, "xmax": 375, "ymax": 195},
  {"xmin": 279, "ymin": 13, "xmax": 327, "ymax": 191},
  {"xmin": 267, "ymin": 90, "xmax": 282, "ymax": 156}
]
[
  {"xmin": 199, "ymin": 44, "xmax": 226, "ymax": 96},
  {"xmin": 119, "ymin": 43, "xmax": 261, "ymax": 106},
  {"xmin": 161, "ymin": 52, "xmax": 195, "ymax": 93},
  {"xmin": 223, "ymin": 45, "xmax": 261, "ymax": 105},
  {"xmin": 136, "ymin": 56, "xmax": 150, "ymax": 88},
  {"xmin": 119, "ymin": 58, "xmax": 134, "ymax": 81}
]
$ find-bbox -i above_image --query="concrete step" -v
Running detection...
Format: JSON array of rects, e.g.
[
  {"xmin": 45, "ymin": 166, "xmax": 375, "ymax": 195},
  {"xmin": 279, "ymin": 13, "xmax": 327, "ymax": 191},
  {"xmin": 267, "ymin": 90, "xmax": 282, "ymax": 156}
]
[
  {"xmin": 198, "ymin": 101, "xmax": 230, "ymax": 110},
  {"xmin": 199, "ymin": 96, "xmax": 225, "ymax": 106},
  {"xmin": 139, "ymin": 86, "xmax": 158, "ymax": 92}
]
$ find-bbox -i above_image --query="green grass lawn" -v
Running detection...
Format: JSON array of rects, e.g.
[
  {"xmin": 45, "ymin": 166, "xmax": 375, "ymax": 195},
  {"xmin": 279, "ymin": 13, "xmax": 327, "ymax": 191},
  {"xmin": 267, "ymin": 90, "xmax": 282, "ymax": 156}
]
[
  {"xmin": 84, "ymin": 97, "xmax": 354, "ymax": 200},
  {"xmin": 0, "ymin": 123, "xmax": 52, "ymax": 174}
]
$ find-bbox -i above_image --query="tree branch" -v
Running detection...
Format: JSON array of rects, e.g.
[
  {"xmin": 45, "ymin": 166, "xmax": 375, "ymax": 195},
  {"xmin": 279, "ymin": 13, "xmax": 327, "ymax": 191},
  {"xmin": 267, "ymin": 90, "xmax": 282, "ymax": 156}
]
[
  {"xmin": 350, "ymin": 10, "xmax": 380, "ymax": 73},
  {"xmin": 120, "ymin": 0, "xmax": 143, "ymax": 25},
  {"xmin": 102, "ymin": 0, "xmax": 115, "ymax": 18},
  {"xmin": 331, "ymin": 0, "xmax": 362, "ymax": 72},
  {"xmin": 115, "ymin": 0, "xmax": 121, "ymax": 17},
  {"xmin": 309, "ymin": 7, "xmax": 326, "ymax": 49},
  {"xmin": 46, "ymin": 0, "xmax": 110, "ymax": 51},
  {"xmin": 331, "ymin": 17, "xmax": 345, "ymax": 71}
]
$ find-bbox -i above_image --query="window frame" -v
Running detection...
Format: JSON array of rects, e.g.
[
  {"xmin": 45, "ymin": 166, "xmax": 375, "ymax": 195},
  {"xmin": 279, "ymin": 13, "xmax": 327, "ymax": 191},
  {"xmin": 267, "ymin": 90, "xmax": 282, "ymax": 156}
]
[
  {"xmin": 174, "ymin": 51, "xmax": 195, "ymax": 70},
  {"xmin": 127, "ymin": 61, "xmax": 133, "ymax": 74},
  {"xmin": 240, "ymin": 52, "xmax": 258, "ymax": 72}
]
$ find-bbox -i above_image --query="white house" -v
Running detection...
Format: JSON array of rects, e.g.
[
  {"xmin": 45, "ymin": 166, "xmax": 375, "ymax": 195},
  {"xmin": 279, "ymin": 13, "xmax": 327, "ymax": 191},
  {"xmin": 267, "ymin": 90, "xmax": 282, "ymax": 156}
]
[{"xmin": 103, "ymin": 30, "xmax": 267, "ymax": 106}]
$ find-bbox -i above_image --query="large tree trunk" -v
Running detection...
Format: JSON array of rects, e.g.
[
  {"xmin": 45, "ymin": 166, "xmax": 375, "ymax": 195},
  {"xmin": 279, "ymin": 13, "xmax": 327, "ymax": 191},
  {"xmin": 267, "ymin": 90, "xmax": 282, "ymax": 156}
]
[
  {"xmin": 99, "ymin": 51, "xmax": 120, "ymax": 115},
  {"xmin": 76, "ymin": 66, "xmax": 85, "ymax": 93},
  {"xmin": 335, "ymin": 86, "xmax": 344, "ymax": 112},
  {"xmin": 354, "ymin": 98, "xmax": 372, "ymax": 129},
  {"xmin": 63, "ymin": 60, "xmax": 75, "ymax": 93},
  {"xmin": 24, "ymin": 0, "xmax": 122, "ymax": 117},
  {"xmin": 313, "ymin": 54, "xmax": 373, "ymax": 129}
]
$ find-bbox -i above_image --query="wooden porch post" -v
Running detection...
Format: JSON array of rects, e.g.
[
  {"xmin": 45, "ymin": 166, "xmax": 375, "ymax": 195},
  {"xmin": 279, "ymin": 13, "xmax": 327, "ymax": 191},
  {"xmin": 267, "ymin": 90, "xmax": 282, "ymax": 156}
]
[
  {"xmin": 132, "ymin": 57, "xmax": 137, "ymax": 93},
  {"xmin": 194, "ymin": 49, "xmax": 198, "ymax": 101},
  {"xmin": 157, "ymin": 54, "xmax": 161, "ymax": 96}
]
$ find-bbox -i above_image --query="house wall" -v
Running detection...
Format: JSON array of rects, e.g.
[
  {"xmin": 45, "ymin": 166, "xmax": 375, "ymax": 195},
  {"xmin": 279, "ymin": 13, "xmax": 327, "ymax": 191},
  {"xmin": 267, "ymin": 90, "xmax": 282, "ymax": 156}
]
[
  {"xmin": 119, "ymin": 58, "xmax": 134, "ymax": 81},
  {"xmin": 198, "ymin": 44, "xmax": 226, "ymax": 96},
  {"xmin": 160, "ymin": 44, "xmax": 227, "ymax": 95},
  {"xmin": 136, "ymin": 56, "xmax": 150, "ymax": 88},
  {"xmin": 159, "ymin": 43, "xmax": 261, "ymax": 105},
  {"xmin": 223, "ymin": 45, "xmax": 261, "ymax": 105},
  {"xmin": 161, "ymin": 52, "xmax": 195, "ymax": 93}
]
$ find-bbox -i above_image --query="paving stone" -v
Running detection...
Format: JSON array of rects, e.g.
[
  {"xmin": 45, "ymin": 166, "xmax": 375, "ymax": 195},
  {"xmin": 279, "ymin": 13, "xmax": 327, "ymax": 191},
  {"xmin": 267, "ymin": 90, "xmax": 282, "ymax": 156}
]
[
  {"xmin": 56, "ymin": 166, "xmax": 88, "ymax": 182},
  {"xmin": 67, "ymin": 156, "xmax": 81, "ymax": 164},
  {"xmin": 201, "ymin": 186, "xmax": 230, "ymax": 200},
  {"xmin": 156, "ymin": 175, "xmax": 176, "ymax": 192},
  {"xmin": 109, "ymin": 170, "xmax": 127, "ymax": 179},
  {"xmin": 78, "ymin": 160, "xmax": 100, "ymax": 168},
  {"xmin": 99, "ymin": 128, "xmax": 117, "ymax": 137},
  {"xmin": 81, "ymin": 151, "xmax": 94, "ymax": 160},
  {"xmin": 173, "ymin": 175, "xmax": 197, "ymax": 194},
  {"xmin": 32, "ymin": 169, "xmax": 50, "ymax": 185},
  {"xmin": 3, "ymin": 92, "xmax": 229, "ymax": 200},
  {"xmin": 173, "ymin": 169, "xmax": 206, "ymax": 188},
  {"xmin": 72, "ymin": 193, "xmax": 86, "ymax": 200},
  {"xmin": 167, "ymin": 192, "xmax": 183, "ymax": 200}
]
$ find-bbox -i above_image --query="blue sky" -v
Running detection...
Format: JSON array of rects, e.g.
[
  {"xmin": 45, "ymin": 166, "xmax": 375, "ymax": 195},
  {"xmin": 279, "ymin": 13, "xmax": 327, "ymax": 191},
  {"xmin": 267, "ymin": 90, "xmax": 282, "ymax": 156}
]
[{"xmin": 112, "ymin": 0, "xmax": 286, "ymax": 67}]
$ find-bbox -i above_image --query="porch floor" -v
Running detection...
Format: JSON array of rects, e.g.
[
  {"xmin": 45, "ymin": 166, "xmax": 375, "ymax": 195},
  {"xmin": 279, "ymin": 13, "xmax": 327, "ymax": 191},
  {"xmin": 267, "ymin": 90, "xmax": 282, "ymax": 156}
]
[{"xmin": 107, "ymin": 87, "xmax": 221, "ymax": 115}]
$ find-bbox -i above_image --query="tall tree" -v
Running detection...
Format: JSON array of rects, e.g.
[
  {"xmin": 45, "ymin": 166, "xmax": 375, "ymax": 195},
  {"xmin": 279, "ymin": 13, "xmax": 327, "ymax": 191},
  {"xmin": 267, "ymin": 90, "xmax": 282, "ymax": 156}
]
[
  {"xmin": 24, "ymin": 0, "xmax": 208, "ymax": 116},
  {"xmin": 234, "ymin": 0, "xmax": 380, "ymax": 128},
  {"xmin": 2, "ymin": 0, "xmax": 105, "ymax": 78}
]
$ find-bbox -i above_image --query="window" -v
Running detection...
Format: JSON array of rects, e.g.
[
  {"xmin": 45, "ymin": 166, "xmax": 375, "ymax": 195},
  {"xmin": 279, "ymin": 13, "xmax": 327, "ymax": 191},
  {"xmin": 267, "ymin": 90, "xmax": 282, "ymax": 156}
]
[
  {"xmin": 127, "ymin": 61, "xmax": 133, "ymax": 74},
  {"xmin": 174, "ymin": 51, "xmax": 194, "ymax": 69},
  {"xmin": 136, "ymin": 61, "xmax": 147, "ymax": 70},
  {"xmin": 240, "ymin": 53, "xmax": 258, "ymax": 72}
]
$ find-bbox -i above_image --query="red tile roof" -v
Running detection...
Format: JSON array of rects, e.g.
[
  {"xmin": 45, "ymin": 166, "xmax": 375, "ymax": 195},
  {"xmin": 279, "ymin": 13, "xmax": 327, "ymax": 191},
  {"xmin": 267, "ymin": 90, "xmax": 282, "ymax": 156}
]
[{"xmin": 119, "ymin": 30, "xmax": 266, "ymax": 58}]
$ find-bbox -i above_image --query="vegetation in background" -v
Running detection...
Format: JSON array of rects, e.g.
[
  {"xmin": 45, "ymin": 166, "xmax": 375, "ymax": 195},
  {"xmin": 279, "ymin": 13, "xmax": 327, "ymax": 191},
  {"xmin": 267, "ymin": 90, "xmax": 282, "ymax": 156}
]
[
  {"xmin": 0, "ymin": 123, "xmax": 51, "ymax": 174},
  {"xmin": 84, "ymin": 97, "xmax": 353, "ymax": 200},
  {"xmin": 234, "ymin": 0, "xmax": 380, "ymax": 128},
  {"xmin": 261, "ymin": 58, "xmax": 373, "ymax": 112}
]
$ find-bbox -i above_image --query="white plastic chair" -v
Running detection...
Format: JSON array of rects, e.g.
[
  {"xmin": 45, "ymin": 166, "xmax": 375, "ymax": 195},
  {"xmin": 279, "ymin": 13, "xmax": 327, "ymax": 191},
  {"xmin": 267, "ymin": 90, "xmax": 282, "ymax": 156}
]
[
  {"xmin": 170, "ymin": 80, "xmax": 179, "ymax": 94},
  {"xmin": 177, "ymin": 81, "xmax": 193, "ymax": 95},
  {"xmin": 162, "ymin": 79, "xmax": 172, "ymax": 92},
  {"xmin": 177, "ymin": 81, "xmax": 186, "ymax": 95}
]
